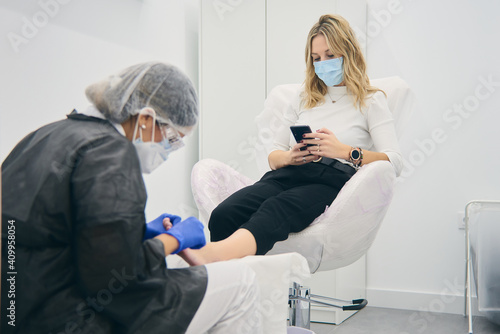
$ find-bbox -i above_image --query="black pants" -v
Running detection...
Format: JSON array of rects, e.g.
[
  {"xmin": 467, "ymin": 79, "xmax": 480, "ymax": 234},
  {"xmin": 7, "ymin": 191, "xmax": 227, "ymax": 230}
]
[{"xmin": 208, "ymin": 162, "xmax": 354, "ymax": 255}]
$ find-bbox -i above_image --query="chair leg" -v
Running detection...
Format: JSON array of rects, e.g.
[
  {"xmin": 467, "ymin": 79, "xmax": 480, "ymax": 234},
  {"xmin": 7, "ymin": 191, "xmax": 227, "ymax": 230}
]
[
  {"xmin": 289, "ymin": 282, "xmax": 311, "ymax": 329},
  {"xmin": 288, "ymin": 282, "xmax": 368, "ymax": 328}
]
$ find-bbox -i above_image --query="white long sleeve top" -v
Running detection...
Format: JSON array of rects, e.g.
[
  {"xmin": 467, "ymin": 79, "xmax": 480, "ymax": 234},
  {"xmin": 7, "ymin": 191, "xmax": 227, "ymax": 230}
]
[{"xmin": 271, "ymin": 85, "xmax": 403, "ymax": 176}]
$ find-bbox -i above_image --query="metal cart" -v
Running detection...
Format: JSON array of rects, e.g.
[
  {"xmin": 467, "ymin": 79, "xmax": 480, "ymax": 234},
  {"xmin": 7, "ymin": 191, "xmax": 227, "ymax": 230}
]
[{"xmin": 464, "ymin": 200, "xmax": 500, "ymax": 334}]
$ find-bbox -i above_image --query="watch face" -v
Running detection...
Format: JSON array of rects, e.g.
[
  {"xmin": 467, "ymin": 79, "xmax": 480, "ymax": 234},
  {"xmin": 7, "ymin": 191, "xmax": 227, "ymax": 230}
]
[{"xmin": 351, "ymin": 149, "xmax": 360, "ymax": 160}]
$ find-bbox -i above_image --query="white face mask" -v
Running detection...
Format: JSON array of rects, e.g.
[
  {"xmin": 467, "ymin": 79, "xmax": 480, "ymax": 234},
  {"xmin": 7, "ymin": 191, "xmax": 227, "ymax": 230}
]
[
  {"xmin": 133, "ymin": 135, "xmax": 170, "ymax": 174},
  {"xmin": 132, "ymin": 109, "xmax": 178, "ymax": 174}
]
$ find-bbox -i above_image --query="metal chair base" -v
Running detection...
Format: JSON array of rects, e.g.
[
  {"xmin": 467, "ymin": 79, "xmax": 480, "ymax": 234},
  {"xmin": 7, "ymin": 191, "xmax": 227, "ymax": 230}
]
[{"xmin": 288, "ymin": 282, "xmax": 368, "ymax": 329}]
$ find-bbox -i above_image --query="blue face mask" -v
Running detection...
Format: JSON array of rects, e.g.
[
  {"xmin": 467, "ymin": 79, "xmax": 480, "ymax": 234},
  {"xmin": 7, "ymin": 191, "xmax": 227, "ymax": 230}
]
[{"xmin": 313, "ymin": 57, "xmax": 344, "ymax": 87}]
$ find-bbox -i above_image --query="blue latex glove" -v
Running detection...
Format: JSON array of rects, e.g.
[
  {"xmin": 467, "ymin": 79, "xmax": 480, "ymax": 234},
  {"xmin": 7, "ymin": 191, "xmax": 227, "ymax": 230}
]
[
  {"xmin": 166, "ymin": 216, "xmax": 206, "ymax": 254},
  {"xmin": 143, "ymin": 213, "xmax": 182, "ymax": 241}
]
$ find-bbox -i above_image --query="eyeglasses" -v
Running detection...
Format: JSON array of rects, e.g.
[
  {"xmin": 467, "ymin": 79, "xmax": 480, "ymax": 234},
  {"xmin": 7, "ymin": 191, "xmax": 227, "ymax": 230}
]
[{"xmin": 156, "ymin": 121, "xmax": 185, "ymax": 151}]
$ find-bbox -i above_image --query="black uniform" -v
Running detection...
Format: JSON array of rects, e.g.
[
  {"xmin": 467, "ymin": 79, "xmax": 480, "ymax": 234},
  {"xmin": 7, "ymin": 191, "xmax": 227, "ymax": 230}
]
[{"xmin": 1, "ymin": 112, "xmax": 207, "ymax": 334}]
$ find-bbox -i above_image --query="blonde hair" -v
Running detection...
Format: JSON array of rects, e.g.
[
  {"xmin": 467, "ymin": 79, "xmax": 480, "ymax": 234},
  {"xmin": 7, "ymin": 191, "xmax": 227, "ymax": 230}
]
[{"xmin": 303, "ymin": 14, "xmax": 382, "ymax": 110}]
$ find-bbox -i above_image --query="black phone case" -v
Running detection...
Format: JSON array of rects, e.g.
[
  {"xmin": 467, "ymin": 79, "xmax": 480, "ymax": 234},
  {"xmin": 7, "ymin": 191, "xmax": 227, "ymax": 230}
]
[{"xmin": 290, "ymin": 125, "xmax": 313, "ymax": 151}]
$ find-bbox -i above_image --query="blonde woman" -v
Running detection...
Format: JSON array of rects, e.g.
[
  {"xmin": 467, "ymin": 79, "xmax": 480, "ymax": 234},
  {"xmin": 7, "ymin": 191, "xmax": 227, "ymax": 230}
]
[{"xmin": 181, "ymin": 14, "xmax": 403, "ymax": 266}]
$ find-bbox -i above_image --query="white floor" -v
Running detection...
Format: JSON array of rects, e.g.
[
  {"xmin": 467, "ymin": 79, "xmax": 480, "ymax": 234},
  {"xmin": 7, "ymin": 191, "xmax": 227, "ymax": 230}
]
[{"xmin": 309, "ymin": 307, "xmax": 500, "ymax": 334}]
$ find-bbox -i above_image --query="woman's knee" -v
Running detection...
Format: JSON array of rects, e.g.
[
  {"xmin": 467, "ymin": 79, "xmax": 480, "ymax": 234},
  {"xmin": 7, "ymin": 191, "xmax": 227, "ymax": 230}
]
[{"xmin": 208, "ymin": 203, "xmax": 240, "ymax": 240}]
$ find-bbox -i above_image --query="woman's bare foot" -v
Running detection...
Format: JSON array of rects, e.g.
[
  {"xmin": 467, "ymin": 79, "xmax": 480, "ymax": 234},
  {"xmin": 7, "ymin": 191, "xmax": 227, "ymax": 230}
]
[
  {"xmin": 178, "ymin": 248, "xmax": 207, "ymax": 266},
  {"xmin": 178, "ymin": 229, "xmax": 257, "ymax": 267},
  {"xmin": 178, "ymin": 243, "xmax": 226, "ymax": 266},
  {"xmin": 162, "ymin": 218, "xmax": 173, "ymax": 231}
]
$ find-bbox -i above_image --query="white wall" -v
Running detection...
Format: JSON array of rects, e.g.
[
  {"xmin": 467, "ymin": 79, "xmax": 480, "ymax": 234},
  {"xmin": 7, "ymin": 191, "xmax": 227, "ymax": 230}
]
[
  {"xmin": 364, "ymin": 0, "xmax": 500, "ymax": 315},
  {"xmin": 0, "ymin": 0, "xmax": 200, "ymax": 221}
]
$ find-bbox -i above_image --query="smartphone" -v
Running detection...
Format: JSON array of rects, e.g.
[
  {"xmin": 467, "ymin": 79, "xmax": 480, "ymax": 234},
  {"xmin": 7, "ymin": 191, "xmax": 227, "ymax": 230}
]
[{"xmin": 290, "ymin": 125, "xmax": 313, "ymax": 151}]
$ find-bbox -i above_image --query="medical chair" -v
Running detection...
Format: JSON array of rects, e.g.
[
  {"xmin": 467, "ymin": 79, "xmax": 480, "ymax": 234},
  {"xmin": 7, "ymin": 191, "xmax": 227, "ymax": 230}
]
[{"xmin": 191, "ymin": 76, "xmax": 414, "ymax": 329}]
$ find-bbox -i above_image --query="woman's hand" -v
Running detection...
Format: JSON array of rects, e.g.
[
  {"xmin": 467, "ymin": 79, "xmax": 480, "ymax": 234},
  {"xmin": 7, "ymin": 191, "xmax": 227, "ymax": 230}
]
[
  {"xmin": 268, "ymin": 143, "xmax": 321, "ymax": 170},
  {"xmin": 287, "ymin": 142, "xmax": 321, "ymax": 166},
  {"xmin": 302, "ymin": 128, "xmax": 350, "ymax": 160}
]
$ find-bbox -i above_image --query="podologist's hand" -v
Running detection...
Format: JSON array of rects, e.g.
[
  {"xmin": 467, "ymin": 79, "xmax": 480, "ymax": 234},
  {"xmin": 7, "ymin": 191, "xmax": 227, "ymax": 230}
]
[
  {"xmin": 166, "ymin": 217, "xmax": 206, "ymax": 254},
  {"xmin": 143, "ymin": 213, "xmax": 182, "ymax": 240}
]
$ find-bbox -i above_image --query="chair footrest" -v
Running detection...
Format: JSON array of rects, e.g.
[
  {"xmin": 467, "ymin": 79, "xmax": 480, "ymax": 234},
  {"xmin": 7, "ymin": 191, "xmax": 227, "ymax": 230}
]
[{"xmin": 307, "ymin": 294, "xmax": 368, "ymax": 311}]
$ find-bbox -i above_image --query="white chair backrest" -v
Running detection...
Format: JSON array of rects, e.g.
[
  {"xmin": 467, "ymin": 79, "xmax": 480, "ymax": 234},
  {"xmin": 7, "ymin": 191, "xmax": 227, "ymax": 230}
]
[
  {"xmin": 254, "ymin": 77, "xmax": 414, "ymax": 175},
  {"xmin": 370, "ymin": 76, "xmax": 415, "ymax": 139}
]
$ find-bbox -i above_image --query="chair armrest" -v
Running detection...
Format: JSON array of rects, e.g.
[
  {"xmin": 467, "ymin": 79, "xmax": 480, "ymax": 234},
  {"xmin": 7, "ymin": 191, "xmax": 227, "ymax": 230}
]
[
  {"xmin": 191, "ymin": 159, "xmax": 255, "ymax": 223},
  {"xmin": 268, "ymin": 161, "xmax": 396, "ymax": 272}
]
